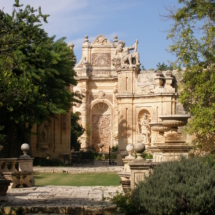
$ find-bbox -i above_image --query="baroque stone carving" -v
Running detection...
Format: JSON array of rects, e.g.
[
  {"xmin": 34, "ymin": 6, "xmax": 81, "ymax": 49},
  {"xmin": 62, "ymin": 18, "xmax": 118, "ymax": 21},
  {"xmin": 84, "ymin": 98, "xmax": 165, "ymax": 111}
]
[
  {"xmin": 137, "ymin": 72, "xmax": 155, "ymax": 94},
  {"xmin": 113, "ymin": 39, "xmax": 140, "ymax": 68},
  {"xmin": 137, "ymin": 110, "xmax": 151, "ymax": 145},
  {"xmin": 37, "ymin": 122, "xmax": 51, "ymax": 149},
  {"xmin": 98, "ymin": 91, "xmax": 105, "ymax": 99},
  {"xmin": 92, "ymin": 53, "xmax": 111, "ymax": 67},
  {"xmin": 91, "ymin": 35, "xmax": 111, "ymax": 45},
  {"xmin": 91, "ymin": 103, "xmax": 111, "ymax": 152},
  {"xmin": 90, "ymin": 93, "xmax": 113, "ymax": 103}
]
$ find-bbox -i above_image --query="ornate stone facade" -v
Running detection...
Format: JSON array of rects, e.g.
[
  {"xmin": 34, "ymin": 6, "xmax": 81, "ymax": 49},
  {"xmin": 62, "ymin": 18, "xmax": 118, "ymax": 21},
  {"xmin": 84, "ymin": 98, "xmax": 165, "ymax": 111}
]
[
  {"xmin": 72, "ymin": 34, "xmax": 192, "ymax": 164},
  {"xmin": 30, "ymin": 34, "xmax": 192, "ymax": 163}
]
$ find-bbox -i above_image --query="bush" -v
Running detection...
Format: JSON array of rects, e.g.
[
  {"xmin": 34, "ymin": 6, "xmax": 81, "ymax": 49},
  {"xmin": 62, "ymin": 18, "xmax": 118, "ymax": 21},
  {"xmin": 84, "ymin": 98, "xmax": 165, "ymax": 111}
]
[
  {"xmin": 132, "ymin": 156, "xmax": 215, "ymax": 215},
  {"xmin": 33, "ymin": 157, "xmax": 64, "ymax": 166},
  {"xmin": 142, "ymin": 152, "xmax": 153, "ymax": 159},
  {"xmin": 111, "ymin": 192, "xmax": 140, "ymax": 215},
  {"xmin": 111, "ymin": 145, "xmax": 118, "ymax": 152},
  {"xmin": 110, "ymin": 153, "xmax": 117, "ymax": 160}
]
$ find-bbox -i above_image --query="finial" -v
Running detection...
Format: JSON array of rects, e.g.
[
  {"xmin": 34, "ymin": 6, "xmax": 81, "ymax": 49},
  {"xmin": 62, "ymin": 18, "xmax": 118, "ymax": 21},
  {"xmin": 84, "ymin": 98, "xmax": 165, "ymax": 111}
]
[
  {"xmin": 166, "ymin": 70, "xmax": 172, "ymax": 77},
  {"xmin": 84, "ymin": 35, "xmax": 89, "ymax": 43},
  {"xmin": 114, "ymin": 35, "xmax": 118, "ymax": 42},
  {"xmin": 67, "ymin": 43, "xmax": 74, "ymax": 49},
  {"xmin": 20, "ymin": 143, "xmax": 31, "ymax": 158}
]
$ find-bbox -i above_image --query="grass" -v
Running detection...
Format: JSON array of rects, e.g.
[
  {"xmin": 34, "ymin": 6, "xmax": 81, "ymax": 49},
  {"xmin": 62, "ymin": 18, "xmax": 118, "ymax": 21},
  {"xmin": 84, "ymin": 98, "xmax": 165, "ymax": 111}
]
[{"xmin": 34, "ymin": 172, "xmax": 121, "ymax": 186}]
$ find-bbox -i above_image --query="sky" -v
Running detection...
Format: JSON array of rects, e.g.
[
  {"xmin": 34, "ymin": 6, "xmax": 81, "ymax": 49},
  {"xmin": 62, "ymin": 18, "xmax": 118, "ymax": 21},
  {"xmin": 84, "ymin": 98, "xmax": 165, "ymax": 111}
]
[{"xmin": 1, "ymin": 0, "xmax": 181, "ymax": 70}]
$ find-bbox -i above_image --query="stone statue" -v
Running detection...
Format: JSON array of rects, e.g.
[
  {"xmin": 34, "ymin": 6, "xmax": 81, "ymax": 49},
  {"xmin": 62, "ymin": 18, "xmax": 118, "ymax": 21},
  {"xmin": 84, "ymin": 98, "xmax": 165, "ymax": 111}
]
[
  {"xmin": 115, "ymin": 39, "xmax": 140, "ymax": 68},
  {"xmin": 139, "ymin": 114, "xmax": 150, "ymax": 144},
  {"xmin": 38, "ymin": 122, "xmax": 51, "ymax": 145}
]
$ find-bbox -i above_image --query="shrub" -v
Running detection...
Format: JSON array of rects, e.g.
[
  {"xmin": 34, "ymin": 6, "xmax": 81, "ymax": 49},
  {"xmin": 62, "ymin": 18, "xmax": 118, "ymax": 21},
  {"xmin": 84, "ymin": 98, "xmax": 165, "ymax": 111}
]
[
  {"xmin": 112, "ymin": 145, "xmax": 118, "ymax": 152},
  {"xmin": 110, "ymin": 153, "xmax": 117, "ymax": 160},
  {"xmin": 132, "ymin": 156, "xmax": 215, "ymax": 215},
  {"xmin": 142, "ymin": 152, "xmax": 153, "ymax": 159},
  {"xmin": 111, "ymin": 192, "xmax": 141, "ymax": 215},
  {"xmin": 33, "ymin": 157, "xmax": 64, "ymax": 166}
]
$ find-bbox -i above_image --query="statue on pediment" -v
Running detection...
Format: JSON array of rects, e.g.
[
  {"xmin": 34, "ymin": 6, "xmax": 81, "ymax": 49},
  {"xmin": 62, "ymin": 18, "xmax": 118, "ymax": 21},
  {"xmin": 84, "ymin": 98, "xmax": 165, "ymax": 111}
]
[{"xmin": 114, "ymin": 39, "xmax": 140, "ymax": 68}]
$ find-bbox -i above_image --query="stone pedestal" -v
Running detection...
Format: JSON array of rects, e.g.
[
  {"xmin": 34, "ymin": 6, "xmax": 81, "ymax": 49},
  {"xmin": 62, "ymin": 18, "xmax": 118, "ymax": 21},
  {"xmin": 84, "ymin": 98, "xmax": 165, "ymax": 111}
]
[
  {"xmin": 129, "ymin": 159, "xmax": 157, "ymax": 190},
  {"xmin": 122, "ymin": 158, "xmax": 134, "ymax": 173},
  {"xmin": 18, "ymin": 158, "xmax": 34, "ymax": 172}
]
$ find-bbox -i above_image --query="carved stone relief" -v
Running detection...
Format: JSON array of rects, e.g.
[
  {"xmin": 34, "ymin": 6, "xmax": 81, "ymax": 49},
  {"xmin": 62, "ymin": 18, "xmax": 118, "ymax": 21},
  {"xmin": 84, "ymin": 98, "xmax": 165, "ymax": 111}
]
[
  {"xmin": 91, "ymin": 35, "xmax": 111, "ymax": 45},
  {"xmin": 90, "ymin": 92, "xmax": 113, "ymax": 103},
  {"xmin": 37, "ymin": 122, "xmax": 51, "ymax": 149},
  {"xmin": 137, "ymin": 72, "xmax": 155, "ymax": 94},
  {"xmin": 91, "ymin": 103, "xmax": 111, "ymax": 152},
  {"xmin": 92, "ymin": 53, "xmax": 111, "ymax": 67}
]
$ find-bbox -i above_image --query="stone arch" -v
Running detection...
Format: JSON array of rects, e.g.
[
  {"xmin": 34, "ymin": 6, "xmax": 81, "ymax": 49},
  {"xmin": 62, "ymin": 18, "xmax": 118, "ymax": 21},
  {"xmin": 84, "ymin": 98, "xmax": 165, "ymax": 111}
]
[{"xmin": 90, "ymin": 100, "xmax": 113, "ymax": 152}]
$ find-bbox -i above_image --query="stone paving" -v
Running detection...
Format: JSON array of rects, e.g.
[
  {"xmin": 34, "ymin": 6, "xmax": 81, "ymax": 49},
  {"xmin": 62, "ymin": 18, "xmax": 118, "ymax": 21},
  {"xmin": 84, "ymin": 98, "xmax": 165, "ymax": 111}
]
[{"xmin": 0, "ymin": 186, "xmax": 123, "ymax": 214}]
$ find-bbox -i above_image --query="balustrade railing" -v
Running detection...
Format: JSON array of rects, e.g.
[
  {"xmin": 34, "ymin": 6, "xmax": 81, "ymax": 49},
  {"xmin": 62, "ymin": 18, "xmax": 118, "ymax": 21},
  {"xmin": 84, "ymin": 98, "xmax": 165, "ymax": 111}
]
[{"xmin": 0, "ymin": 143, "xmax": 34, "ymax": 189}]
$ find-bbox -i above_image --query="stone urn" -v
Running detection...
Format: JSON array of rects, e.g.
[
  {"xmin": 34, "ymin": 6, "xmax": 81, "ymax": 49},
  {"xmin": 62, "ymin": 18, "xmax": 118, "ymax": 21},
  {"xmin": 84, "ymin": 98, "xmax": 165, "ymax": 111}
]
[
  {"xmin": 125, "ymin": 144, "xmax": 135, "ymax": 159},
  {"xmin": 20, "ymin": 143, "xmax": 31, "ymax": 158},
  {"xmin": 159, "ymin": 115, "xmax": 191, "ymax": 144},
  {"xmin": 134, "ymin": 143, "xmax": 145, "ymax": 160},
  {"xmin": 149, "ymin": 122, "xmax": 171, "ymax": 145}
]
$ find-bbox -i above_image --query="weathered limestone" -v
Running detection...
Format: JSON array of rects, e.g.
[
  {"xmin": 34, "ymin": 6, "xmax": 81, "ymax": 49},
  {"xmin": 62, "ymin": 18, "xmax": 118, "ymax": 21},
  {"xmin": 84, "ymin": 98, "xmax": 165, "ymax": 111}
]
[
  {"xmin": 29, "ymin": 34, "xmax": 193, "ymax": 164},
  {"xmin": 1, "ymin": 186, "xmax": 123, "ymax": 215}
]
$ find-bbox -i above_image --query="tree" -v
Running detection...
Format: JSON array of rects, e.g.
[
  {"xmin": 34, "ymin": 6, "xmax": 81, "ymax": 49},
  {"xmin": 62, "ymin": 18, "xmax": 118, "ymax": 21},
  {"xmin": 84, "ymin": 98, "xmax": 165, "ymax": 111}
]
[
  {"xmin": 70, "ymin": 112, "xmax": 85, "ymax": 151},
  {"xmin": 0, "ymin": 0, "xmax": 80, "ymax": 157},
  {"xmin": 167, "ymin": 0, "xmax": 215, "ymax": 147},
  {"xmin": 156, "ymin": 62, "xmax": 173, "ymax": 71},
  {"xmin": 132, "ymin": 157, "xmax": 215, "ymax": 215},
  {"xmin": 141, "ymin": 65, "xmax": 146, "ymax": 70}
]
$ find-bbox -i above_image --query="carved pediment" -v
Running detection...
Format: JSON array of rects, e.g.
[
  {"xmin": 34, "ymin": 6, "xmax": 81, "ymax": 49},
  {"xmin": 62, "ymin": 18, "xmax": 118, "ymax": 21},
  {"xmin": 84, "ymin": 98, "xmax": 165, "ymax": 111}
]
[{"xmin": 91, "ymin": 35, "xmax": 111, "ymax": 45}]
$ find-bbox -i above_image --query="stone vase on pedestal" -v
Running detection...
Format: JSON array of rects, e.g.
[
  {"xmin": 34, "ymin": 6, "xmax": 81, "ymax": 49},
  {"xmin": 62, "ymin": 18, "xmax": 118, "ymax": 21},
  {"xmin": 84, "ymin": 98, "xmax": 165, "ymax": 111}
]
[
  {"xmin": 134, "ymin": 143, "xmax": 145, "ymax": 160},
  {"xmin": 159, "ymin": 115, "xmax": 191, "ymax": 144},
  {"xmin": 149, "ymin": 122, "xmax": 171, "ymax": 145}
]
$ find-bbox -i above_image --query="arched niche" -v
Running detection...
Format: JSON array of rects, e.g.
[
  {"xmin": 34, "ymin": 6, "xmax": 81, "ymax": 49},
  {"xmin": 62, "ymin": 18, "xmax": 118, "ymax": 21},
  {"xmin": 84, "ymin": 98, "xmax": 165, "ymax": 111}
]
[
  {"xmin": 90, "ymin": 100, "xmax": 113, "ymax": 152},
  {"xmin": 137, "ymin": 109, "xmax": 151, "ymax": 144}
]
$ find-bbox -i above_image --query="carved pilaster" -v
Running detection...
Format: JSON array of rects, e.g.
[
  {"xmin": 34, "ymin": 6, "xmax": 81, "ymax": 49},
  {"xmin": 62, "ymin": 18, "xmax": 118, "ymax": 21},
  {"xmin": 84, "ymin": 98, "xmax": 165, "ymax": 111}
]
[
  {"xmin": 113, "ymin": 84, "xmax": 119, "ymax": 146},
  {"xmin": 80, "ymin": 88, "xmax": 88, "ymax": 148}
]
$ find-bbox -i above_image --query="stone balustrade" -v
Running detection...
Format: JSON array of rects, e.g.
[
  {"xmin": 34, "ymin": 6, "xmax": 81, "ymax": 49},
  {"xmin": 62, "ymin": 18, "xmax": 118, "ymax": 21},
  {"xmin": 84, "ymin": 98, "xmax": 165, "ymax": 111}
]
[
  {"xmin": 0, "ymin": 158, "xmax": 18, "ymax": 173},
  {"xmin": 0, "ymin": 143, "xmax": 35, "ymax": 189}
]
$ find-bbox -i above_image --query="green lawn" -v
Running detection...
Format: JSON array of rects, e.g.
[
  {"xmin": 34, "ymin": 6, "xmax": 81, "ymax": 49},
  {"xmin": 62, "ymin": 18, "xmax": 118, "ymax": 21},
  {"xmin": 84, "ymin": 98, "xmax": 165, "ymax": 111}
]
[{"xmin": 34, "ymin": 172, "xmax": 121, "ymax": 186}]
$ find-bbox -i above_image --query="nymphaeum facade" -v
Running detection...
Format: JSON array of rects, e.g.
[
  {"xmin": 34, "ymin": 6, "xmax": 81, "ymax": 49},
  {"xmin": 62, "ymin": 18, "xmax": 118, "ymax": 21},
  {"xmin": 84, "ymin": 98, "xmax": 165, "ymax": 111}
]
[
  {"xmin": 30, "ymin": 34, "xmax": 191, "ymax": 164},
  {"xmin": 72, "ymin": 35, "xmax": 191, "ymax": 164}
]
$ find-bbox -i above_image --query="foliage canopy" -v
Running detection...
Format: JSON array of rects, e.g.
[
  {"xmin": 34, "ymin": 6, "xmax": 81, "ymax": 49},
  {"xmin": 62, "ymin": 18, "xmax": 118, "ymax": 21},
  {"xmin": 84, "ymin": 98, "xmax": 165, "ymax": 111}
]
[
  {"xmin": 0, "ymin": 0, "xmax": 80, "ymax": 156},
  {"xmin": 167, "ymin": 0, "xmax": 215, "ymax": 137}
]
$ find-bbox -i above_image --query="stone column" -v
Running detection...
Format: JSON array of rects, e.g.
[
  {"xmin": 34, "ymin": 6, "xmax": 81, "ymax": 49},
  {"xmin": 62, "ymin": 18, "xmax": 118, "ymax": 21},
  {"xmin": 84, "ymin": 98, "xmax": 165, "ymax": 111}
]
[
  {"xmin": 113, "ymin": 84, "xmax": 119, "ymax": 146},
  {"xmin": 81, "ymin": 87, "xmax": 88, "ymax": 149}
]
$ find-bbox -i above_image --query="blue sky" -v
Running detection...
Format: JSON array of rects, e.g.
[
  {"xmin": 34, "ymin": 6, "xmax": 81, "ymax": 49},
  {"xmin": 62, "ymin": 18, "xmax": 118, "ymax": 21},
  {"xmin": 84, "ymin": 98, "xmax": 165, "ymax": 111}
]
[{"xmin": 1, "ymin": 0, "xmax": 181, "ymax": 70}]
